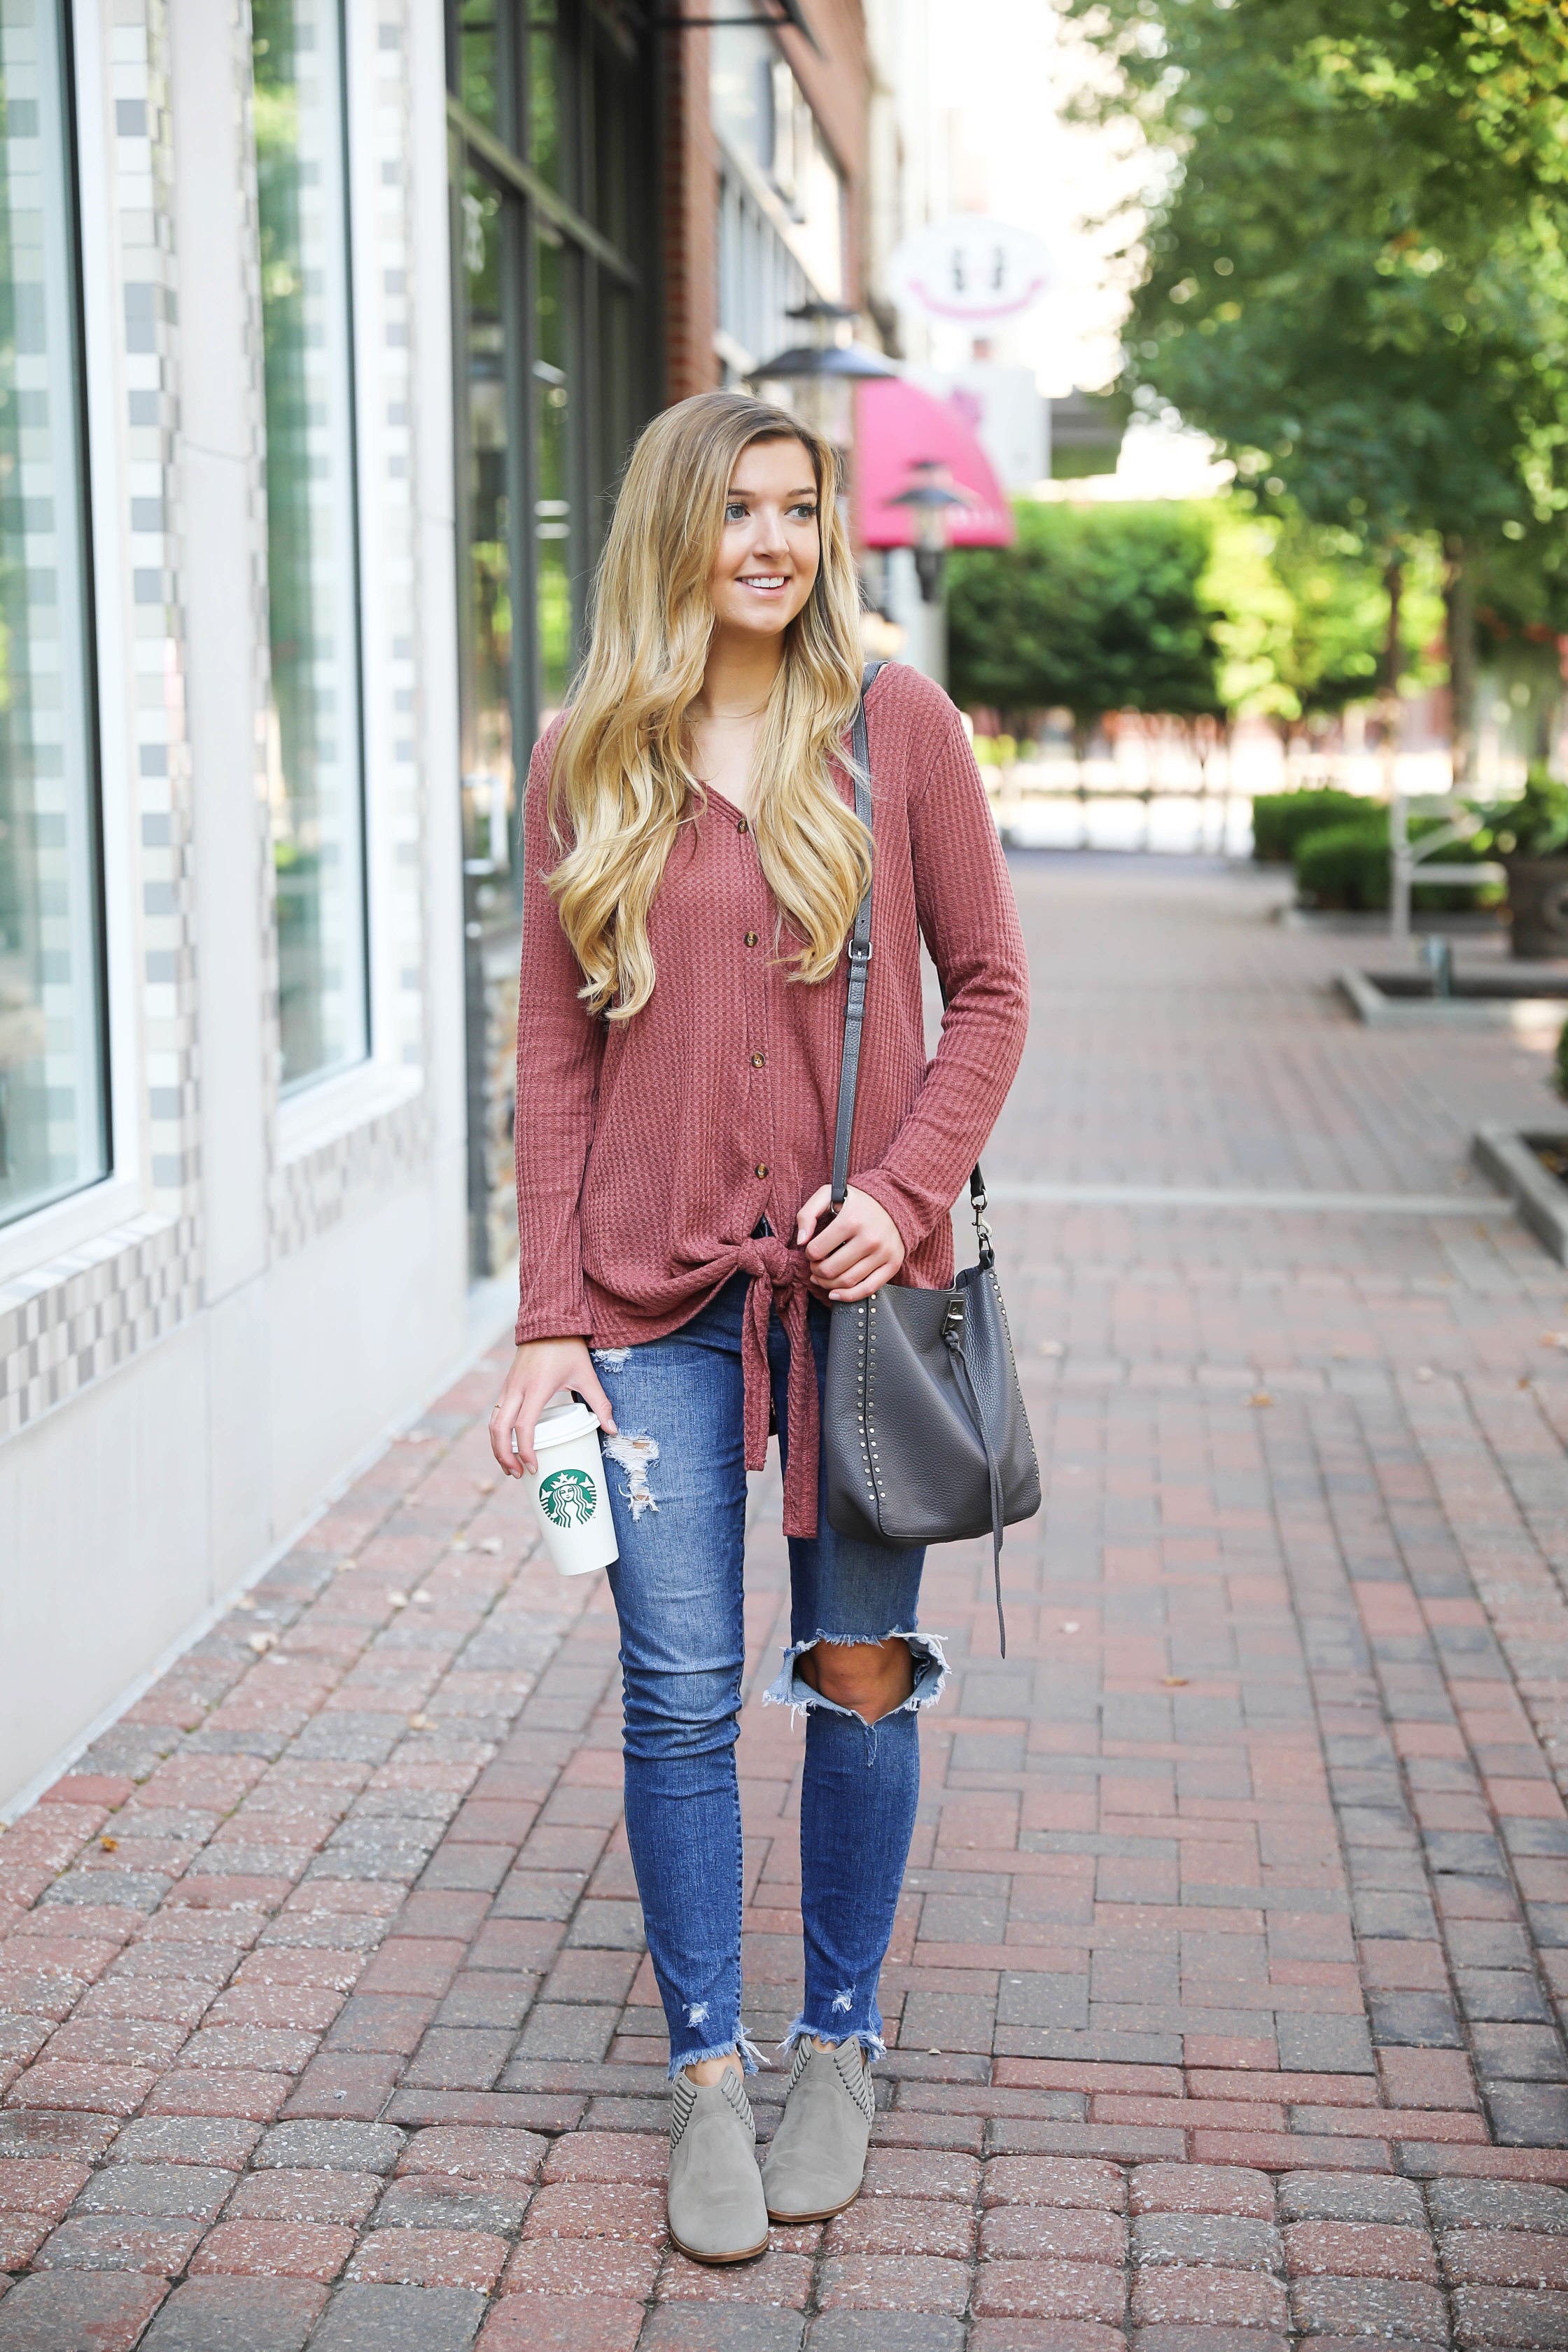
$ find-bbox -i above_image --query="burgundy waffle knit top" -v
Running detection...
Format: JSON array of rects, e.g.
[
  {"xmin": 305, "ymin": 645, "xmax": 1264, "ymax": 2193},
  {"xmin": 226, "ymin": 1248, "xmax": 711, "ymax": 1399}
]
[{"xmin": 512, "ymin": 660, "xmax": 1030, "ymax": 1537}]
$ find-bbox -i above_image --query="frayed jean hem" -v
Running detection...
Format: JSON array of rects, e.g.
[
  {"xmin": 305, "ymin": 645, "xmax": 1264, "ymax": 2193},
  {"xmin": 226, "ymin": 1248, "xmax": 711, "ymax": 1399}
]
[
  {"xmin": 665, "ymin": 2023, "xmax": 766, "ymax": 2082},
  {"xmin": 778, "ymin": 2011, "xmax": 886, "ymax": 2062},
  {"xmin": 762, "ymin": 1628, "xmax": 950, "ymax": 1726}
]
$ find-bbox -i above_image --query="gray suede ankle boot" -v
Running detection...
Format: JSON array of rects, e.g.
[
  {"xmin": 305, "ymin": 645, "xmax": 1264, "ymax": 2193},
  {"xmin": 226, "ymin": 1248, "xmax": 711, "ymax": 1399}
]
[
  {"xmin": 760, "ymin": 2039, "xmax": 875, "ymax": 2222},
  {"xmin": 666, "ymin": 2067, "xmax": 769, "ymax": 2264}
]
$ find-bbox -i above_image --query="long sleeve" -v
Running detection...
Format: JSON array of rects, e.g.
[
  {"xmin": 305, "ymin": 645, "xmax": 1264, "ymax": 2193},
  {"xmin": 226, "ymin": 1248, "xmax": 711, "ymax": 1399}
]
[
  {"xmin": 512, "ymin": 728, "xmax": 605, "ymax": 1344},
  {"xmin": 853, "ymin": 703, "xmax": 1030, "ymax": 1252}
]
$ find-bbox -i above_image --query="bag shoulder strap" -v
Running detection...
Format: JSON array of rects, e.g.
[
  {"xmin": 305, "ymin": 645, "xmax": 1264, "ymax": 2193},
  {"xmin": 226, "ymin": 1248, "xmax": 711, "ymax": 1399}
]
[
  {"xmin": 828, "ymin": 663, "xmax": 881, "ymax": 1208},
  {"xmin": 830, "ymin": 663, "xmax": 991, "ymax": 1261}
]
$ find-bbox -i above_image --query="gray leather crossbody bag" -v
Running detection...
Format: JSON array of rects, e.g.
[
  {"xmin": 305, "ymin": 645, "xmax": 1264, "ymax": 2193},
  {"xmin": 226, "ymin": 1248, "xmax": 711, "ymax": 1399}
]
[{"xmin": 821, "ymin": 665, "xmax": 1041, "ymax": 1653}]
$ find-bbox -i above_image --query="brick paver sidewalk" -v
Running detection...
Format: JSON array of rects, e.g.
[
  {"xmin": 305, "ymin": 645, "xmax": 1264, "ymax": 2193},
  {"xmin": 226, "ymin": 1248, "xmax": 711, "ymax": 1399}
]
[{"xmin": 8, "ymin": 858, "xmax": 1568, "ymax": 2349}]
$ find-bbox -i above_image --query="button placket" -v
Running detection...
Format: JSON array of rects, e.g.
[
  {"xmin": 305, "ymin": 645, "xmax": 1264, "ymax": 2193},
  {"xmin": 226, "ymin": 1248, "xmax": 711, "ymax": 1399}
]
[{"xmin": 741, "ymin": 855, "xmax": 774, "ymax": 1203}]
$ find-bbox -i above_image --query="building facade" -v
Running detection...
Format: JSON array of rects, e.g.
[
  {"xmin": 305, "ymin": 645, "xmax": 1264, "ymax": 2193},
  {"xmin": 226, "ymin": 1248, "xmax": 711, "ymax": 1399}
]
[{"xmin": 0, "ymin": 0, "xmax": 869, "ymax": 1812}]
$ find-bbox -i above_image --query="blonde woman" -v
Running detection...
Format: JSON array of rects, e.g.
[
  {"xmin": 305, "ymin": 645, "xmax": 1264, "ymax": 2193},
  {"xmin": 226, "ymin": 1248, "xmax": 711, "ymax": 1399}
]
[{"xmin": 489, "ymin": 391, "xmax": 1028, "ymax": 2262}]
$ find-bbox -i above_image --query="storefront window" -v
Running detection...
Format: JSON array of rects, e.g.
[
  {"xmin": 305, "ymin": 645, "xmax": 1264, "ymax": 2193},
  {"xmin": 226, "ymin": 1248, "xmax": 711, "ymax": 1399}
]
[
  {"xmin": 454, "ymin": 1, "xmax": 502, "ymax": 135},
  {"xmin": 0, "ymin": 0, "xmax": 107, "ymax": 1228},
  {"xmin": 529, "ymin": 1, "xmax": 562, "ymax": 190},
  {"xmin": 253, "ymin": 0, "xmax": 367, "ymax": 1091},
  {"xmin": 533, "ymin": 226, "xmax": 573, "ymax": 718},
  {"xmin": 447, "ymin": 1, "xmax": 651, "ymax": 1276},
  {"xmin": 459, "ymin": 172, "xmax": 515, "ymax": 874}
]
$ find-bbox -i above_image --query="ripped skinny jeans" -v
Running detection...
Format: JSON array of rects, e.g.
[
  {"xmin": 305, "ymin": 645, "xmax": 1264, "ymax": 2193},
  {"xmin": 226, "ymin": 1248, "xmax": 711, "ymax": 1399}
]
[{"xmin": 594, "ymin": 1270, "xmax": 946, "ymax": 2078}]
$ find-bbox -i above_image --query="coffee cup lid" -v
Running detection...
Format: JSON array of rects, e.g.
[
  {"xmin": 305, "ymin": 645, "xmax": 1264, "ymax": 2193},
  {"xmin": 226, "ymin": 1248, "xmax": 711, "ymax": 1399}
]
[{"xmin": 534, "ymin": 1397, "xmax": 597, "ymax": 1449}]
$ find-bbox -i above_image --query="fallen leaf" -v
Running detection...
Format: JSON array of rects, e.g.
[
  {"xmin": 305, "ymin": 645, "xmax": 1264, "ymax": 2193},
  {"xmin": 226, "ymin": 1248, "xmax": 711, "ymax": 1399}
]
[
  {"xmin": 477, "ymin": 1539, "xmax": 503, "ymax": 1555},
  {"xmin": 475, "ymin": 1479, "xmax": 496, "ymax": 1495},
  {"xmin": 234, "ymin": 1594, "xmax": 256, "ymax": 1612},
  {"xmin": 1250, "ymin": 1391, "xmax": 1273, "ymax": 1408},
  {"xmin": 1163, "ymin": 1676, "xmax": 1189, "ymax": 1688},
  {"xmin": 99, "ymin": 1836, "xmax": 118, "ymax": 1851},
  {"xmin": 412, "ymin": 1590, "xmax": 434, "ymax": 1606},
  {"xmin": 386, "ymin": 1592, "xmax": 408, "ymax": 1610},
  {"xmin": 1542, "ymin": 1334, "xmax": 1568, "ymax": 1349},
  {"xmin": 1061, "ymin": 1622, "xmax": 1081, "ymax": 1634},
  {"xmin": 247, "ymin": 1631, "xmax": 276, "ymax": 1655},
  {"xmin": 407, "ymin": 1714, "xmax": 434, "ymax": 1731},
  {"xmin": 449, "ymin": 1539, "xmax": 470, "ymax": 1553}
]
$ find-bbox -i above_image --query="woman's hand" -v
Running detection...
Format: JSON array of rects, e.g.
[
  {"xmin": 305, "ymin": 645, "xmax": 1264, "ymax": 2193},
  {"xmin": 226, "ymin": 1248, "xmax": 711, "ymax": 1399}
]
[
  {"xmin": 489, "ymin": 1338, "xmax": 616, "ymax": 1478},
  {"xmin": 795, "ymin": 1184, "xmax": 906, "ymax": 1303}
]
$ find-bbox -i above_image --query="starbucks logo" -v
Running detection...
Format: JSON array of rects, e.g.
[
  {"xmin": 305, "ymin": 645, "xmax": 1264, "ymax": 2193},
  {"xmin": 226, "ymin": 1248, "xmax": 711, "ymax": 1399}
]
[{"xmin": 538, "ymin": 1467, "xmax": 598, "ymax": 1529}]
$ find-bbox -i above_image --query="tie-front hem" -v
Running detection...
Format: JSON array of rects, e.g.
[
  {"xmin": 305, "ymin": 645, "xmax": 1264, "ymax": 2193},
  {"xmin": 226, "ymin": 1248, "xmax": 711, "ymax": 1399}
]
[{"xmin": 735, "ymin": 1234, "xmax": 820, "ymax": 1539}]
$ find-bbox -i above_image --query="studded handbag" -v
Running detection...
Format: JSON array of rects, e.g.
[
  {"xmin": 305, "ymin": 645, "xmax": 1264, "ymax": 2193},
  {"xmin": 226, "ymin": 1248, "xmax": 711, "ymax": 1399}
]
[{"xmin": 820, "ymin": 666, "xmax": 1041, "ymax": 1653}]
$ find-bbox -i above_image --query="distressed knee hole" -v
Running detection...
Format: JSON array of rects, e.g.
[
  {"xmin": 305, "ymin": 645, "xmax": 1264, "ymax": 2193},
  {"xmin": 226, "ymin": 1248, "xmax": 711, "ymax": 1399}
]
[
  {"xmin": 603, "ymin": 1429, "xmax": 660, "ymax": 1518},
  {"xmin": 808, "ymin": 1637, "xmax": 910, "ymax": 1712},
  {"xmin": 592, "ymin": 1347, "xmax": 631, "ymax": 1369},
  {"xmin": 764, "ymin": 1629, "xmax": 951, "ymax": 1722}
]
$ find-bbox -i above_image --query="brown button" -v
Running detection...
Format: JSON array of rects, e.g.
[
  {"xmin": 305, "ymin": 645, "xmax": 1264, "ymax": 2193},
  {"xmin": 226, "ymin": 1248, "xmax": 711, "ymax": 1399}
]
[
  {"xmin": 755, "ymin": 1163, "xmax": 769, "ymax": 1180},
  {"xmin": 750, "ymin": 1052, "xmax": 765, "ymax": 1068},
  {"xmin": 737, "ymin": 816, "xmax": 749, "ymax": 834},
  {"xmin": 744, "ymin": 930, "xmax": 758, "ymax": 947}
]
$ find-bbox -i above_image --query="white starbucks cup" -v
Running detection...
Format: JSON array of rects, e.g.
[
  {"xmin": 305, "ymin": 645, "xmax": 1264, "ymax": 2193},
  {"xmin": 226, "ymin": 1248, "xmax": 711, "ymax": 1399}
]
[{"xmin": 525, "ymin": 1396, "xmax": 619, "ymax": 1576}]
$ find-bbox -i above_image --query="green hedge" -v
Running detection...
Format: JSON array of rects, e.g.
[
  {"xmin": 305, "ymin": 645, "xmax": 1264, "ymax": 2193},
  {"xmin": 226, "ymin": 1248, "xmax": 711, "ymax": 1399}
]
[{"xmin": 1250, "ymin": 788, "xmax": 1370, "ymax": 863}]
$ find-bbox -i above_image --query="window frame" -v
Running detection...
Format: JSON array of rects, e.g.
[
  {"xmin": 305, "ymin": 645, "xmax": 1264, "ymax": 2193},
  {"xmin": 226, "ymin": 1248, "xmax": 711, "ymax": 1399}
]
[
  {"xmin": 274, "ymin": 0, "xmax": 424, "ymax": 1162},
  {"xmin": 0, "ymin": 0, "xmax": 145, "ymax": 1282},
  {"xmin": 255, "ymin": 0, "xmax": 374, "ymax": 1108},
  {"xmin": 0, "ymin": 0, "xmax": 108, "ymax": 1237}
]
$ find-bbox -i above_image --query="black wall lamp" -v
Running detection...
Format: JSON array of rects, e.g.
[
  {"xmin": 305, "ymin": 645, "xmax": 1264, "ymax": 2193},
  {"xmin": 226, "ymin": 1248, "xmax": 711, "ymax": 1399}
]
[
  {"xmin": 654, "ymin": 1, "xmax": 822, "ymax": 51},
  {"xmin": 888, "ymin": 461, "xmax": 972, "ymax": 604},
  {"xmin": 748, "ymin": 300, "xmax": 898, "ymax": 387}
]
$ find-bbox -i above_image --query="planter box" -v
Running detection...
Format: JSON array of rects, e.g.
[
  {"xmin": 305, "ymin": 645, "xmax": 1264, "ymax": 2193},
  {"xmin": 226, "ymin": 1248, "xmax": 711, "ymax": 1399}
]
[
  {"xmin": 1473, "ymin": 1126, "xmax": 1568, "ymax": 1264},
  {"xmin": 1337, "ymin": 966, "xmax": 1568, "ymax": 1030},
  {"xmin": 1507, "ymin": 857, "xmax": 1568, "ymax": 958}
]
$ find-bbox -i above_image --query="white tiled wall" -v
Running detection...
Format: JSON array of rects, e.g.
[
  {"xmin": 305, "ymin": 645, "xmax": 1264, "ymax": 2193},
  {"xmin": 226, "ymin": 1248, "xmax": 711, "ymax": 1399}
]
[{"xmin": 0, "ymin": 0, "xmax": 470, "ymax": 1812}]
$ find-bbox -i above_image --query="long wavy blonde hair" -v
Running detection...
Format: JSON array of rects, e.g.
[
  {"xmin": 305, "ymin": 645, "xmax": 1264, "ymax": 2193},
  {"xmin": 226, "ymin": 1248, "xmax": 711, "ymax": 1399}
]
[{"xmin": 547, "ymin": 391, "xmax": 869, "ymax": 1018}]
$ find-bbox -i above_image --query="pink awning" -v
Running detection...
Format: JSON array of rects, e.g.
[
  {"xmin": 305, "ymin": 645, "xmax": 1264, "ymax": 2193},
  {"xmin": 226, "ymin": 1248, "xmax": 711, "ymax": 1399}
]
[{"xmin": 853, "ymin": 378, "xmax": 1016, "ymax": 550}]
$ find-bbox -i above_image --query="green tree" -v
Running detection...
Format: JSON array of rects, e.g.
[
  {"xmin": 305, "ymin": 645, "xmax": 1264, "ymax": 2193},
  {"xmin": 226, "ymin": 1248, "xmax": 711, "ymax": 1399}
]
[
  {"xmin": 1063, "ymin": 0, "xmax": 1568, "ymax": 777},
  {"xmin": 1206, "ymin": 505, "xmax": 1443, "ymax": 740},
  {"xmin": 947, "ymin": 501, "xmax": 1224, "ymax": 748}
]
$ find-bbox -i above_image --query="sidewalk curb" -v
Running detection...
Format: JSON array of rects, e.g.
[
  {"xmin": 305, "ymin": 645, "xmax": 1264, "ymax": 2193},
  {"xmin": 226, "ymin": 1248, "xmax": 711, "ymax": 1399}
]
[{"xmin": 1473, "ymin": 1124, "xmax": 1568, "ymax": 1267}]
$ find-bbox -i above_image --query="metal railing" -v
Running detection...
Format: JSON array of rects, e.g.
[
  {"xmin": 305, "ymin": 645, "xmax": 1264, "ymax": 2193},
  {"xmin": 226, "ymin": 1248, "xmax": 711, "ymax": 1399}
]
[{"xmin": 1388, "ymin": 788, "xmax": 1503, "ymax": 942}]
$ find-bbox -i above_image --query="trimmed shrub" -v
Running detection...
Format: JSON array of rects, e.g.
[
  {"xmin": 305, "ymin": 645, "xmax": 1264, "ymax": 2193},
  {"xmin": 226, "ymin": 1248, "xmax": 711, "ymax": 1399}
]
[
  {"xmin": 1294, "ymin": 818, "xmax": 1390, "ymax": 909},
  {"xmin": 1251, "ymin": 788, "xmax": 1369, "ymax": 864}
]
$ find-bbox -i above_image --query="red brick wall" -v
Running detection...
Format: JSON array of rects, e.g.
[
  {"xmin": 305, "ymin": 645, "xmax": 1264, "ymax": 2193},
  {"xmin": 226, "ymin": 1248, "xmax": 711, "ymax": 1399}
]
[{"xmin": 660, "ymin": 24, "xmax": 720, "ymax": 402}]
